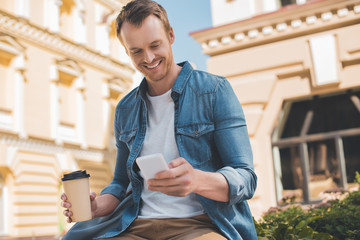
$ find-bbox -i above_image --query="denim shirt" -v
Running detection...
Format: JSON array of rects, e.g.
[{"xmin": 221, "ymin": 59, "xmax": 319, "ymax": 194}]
[{"xmin": 100, "ymin": 61, "xmax": 258, "ymax": 240}]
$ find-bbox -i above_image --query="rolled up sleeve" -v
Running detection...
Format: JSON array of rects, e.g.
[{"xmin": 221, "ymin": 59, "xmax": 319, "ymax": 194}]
[{"xmin": 213, "ymin": 78, "xmax": 257, "ymax": 205}]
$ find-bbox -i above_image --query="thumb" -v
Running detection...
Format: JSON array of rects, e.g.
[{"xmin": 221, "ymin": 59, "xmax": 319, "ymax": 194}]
[{"xmin": 168, "ymin": 157, "xmax": 186, "ymax": 169}]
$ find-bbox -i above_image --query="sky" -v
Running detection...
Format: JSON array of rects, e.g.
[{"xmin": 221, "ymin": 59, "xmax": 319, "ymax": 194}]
[{"xmin": 154, "ymin": 0, "xmax": 212, "ymax": 71}]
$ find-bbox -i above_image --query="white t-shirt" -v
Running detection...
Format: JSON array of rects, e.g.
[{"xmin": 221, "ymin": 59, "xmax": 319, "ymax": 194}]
[{"xmin": 138, "ymin": 89, "xmax": 204, "ymax": 219}]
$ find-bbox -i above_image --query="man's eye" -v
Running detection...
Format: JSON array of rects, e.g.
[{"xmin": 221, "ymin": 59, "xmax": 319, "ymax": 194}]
[
  {"xmin": 132, "ymin": 50, "xmax": 141, "ymax": 54},
  {"xmin": 151, "ymin": 45, "xmax": 159, "ymax": 49}
]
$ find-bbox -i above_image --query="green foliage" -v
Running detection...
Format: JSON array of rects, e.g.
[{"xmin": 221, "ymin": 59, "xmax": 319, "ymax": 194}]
[
  {"xmin": 355, "ymin": 171, "xmax": 360, "ymax": 186},
  {"xmin": 308, "ymin": 190, "xmax": 360, "ymax": 239},
  {"xmin": 254, "ymin": 206, "xmax": 333, "ymax": 240},
  {"xmin": 255, "ymin": 172, "xmax": 360, "ymax": 240}
]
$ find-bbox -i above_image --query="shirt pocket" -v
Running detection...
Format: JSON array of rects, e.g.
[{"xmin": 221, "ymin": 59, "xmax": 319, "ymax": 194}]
[
  {"xmin": 118, "ymin": 128, "xmax": 137, "ymax": 152},
  {"xmin": 177, "ymin": 123, "xmax": 214, "ymax": 138},
  {"xmin": 176, "ymin": 123, "xmax": 215, "ymax": 168}
]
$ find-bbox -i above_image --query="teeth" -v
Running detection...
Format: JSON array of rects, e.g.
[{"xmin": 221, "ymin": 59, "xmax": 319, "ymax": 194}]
[{"xmin": 146, "ymin": 61, "xmax": 160, "ymax": 69}]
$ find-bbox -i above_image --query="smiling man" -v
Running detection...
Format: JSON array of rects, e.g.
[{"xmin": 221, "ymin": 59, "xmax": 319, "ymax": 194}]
[
  {"xmin": 61, "ymin": 0, "xmax": 258, "ymax": 239},
  {"xmin": 120, "ymin": 14, "xmax": 180, "ymax": 96}
]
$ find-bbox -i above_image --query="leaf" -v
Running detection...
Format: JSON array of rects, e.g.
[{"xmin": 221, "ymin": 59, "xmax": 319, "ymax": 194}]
[
  {"xmin": 298, "ymin": 226, "xmax": 314, "ymax": 238},
  {"xmin": 258, "ymin": 237, "xmax": 271, "ymax": 240},
  {"xmin": 313, "ymin": 232, "xmax": 334, "ymax": 239},
  {"xmin": 295, "ymin": 220, "xmax": 307, "ymax": 231},
  {"xmin": 274, "ymin": 223, "xmax": 289, "ymax": 240}
]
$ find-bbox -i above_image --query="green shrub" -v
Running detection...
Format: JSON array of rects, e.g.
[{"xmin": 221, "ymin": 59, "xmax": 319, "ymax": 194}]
[{"xmin": 255, "ymin": 172, "xmax": 360, "ymax": 240}]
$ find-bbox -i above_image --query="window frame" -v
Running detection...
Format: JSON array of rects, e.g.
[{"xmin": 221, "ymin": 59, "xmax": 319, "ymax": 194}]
[
  {"xmin": 272, "ymin": 91, "xmax": 360, "ymax": 204},
  {"xmin": 0, "ymin": 173, "xmax": 7, "ymax": 235}
]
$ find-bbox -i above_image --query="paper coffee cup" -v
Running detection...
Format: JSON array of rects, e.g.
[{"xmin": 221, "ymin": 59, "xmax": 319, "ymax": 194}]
[{"xmin": 62, "ymin": 170, "xmax": 92, "ymax": 222}]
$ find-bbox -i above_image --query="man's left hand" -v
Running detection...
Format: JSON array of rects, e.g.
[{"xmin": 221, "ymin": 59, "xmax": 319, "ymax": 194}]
[{"xmin": 147, "ymin": 157, "xmax": 198, "ymax": 197}]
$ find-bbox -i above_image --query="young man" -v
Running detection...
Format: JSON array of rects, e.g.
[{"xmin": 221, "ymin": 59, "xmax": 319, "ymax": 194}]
[{"xmin": 61, "ymin": 0, "xmax": 258, "ymax": 239}]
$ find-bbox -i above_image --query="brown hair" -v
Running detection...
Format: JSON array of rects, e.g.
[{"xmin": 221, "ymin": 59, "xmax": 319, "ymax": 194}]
[{"xmin": 116, "ymin": 0, "xmax": 171, "ymax": 43}]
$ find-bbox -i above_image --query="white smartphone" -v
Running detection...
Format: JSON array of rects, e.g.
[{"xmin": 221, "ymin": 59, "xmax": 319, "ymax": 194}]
[{"xmin": 136, "ymin": 153, "xmax": 169, "ymax": 180}]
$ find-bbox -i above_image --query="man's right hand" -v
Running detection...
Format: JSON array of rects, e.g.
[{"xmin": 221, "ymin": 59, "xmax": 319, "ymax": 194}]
[{"xmin": 61, "ymin": 192, "xmax": 97, "ymax": 223}]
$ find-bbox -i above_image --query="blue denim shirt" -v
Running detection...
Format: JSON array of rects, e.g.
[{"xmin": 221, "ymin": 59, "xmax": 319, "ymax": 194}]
[{"xmin": 100, "ymin": 61, "xmax": 258, "ymax": 240}]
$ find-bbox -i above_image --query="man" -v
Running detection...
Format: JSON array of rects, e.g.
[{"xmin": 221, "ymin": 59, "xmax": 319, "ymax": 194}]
[{"xmin": 61, "ymin": 0, "xmax": 257, "ymax": 239}]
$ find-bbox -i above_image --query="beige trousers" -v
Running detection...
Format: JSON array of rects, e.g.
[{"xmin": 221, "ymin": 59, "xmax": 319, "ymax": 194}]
[{"xmin": 101, "ymin": 214, "xmax": 227, "ymax": 240}]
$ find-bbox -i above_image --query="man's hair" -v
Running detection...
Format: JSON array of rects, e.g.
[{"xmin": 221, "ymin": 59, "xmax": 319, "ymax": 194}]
[{"xmin": 116, "ymin": 0, "xmax": 171, "ymax": 43}]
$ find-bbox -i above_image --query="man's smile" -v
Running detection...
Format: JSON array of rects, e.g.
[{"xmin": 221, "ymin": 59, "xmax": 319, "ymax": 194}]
[{"xmin": 144, "ymin": 60, "xmax": 161, "ymax": 69}]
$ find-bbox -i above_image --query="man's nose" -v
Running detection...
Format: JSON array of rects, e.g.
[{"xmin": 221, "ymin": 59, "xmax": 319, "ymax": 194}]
[{"xmin": 144, "ymin": 50, "xmax": 155, "ymax": 63}]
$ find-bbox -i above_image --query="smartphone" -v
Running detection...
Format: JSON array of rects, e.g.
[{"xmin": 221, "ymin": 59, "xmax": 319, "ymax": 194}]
[{"xmin": 136, "ymin": 153, "xmax": 169, "ymax": 180}]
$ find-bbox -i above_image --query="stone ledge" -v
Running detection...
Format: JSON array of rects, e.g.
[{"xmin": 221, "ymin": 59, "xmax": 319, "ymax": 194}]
[
  {"xmin": 0, "ymin": 236, "xmax": 59, "ymax": 240},
  {"xmin": 191, "ymin": 0, "xmax": 360, "ymax": 56},
  {"xmin": 0, "ymin": 9, "xmax": 134, "ymax": 80}
]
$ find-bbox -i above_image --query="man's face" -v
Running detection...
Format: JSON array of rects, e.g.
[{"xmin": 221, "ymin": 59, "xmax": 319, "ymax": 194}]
[{"xmin": 120, "ymin": 15, "xmax": 175, "ymax": 84}]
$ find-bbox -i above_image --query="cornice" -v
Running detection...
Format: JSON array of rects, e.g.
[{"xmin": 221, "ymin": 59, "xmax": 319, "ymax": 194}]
[
  {"xmin": 0, "ymin": 132, "xmax": 115, "ymax": 162},
  {"xmin": 0, "ymin": 9, "xmax": 135, "ymax": 80},
  {"xmin": 191, "ymin": 0, "xmax": 360, "ymax": 56}
]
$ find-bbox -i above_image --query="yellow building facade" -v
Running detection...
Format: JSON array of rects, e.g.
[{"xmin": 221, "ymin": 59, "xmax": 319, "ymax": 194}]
[
  {"xmin": 0, "ymin": 0, "xmax": 133, "ymax": 238},
  {"xmin": 192, "ymin": 0, "xmax": 360, "ymax": 218}
]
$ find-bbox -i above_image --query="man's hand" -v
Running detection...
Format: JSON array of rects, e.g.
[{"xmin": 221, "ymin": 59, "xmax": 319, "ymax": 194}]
[
  {"xmin": 147, "ymin": 157, "xmax": 230, "ymax": 202},
  {"xmin": 61, "ymin": 192, "xmax": 97, "ymax": 223},
  {"xmin": 147, "ymin": 157, "xmax": 197, "ymax": 197}
]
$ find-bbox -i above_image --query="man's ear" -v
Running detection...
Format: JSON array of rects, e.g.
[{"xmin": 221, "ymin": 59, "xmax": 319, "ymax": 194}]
[{"xmin": 168, "ymin": 27, "xmax": 175, "ymax": 44}]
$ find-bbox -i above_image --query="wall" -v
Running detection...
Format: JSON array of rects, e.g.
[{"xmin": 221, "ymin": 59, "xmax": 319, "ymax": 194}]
[
  {"xmin": 0, "ymin": 0, "xmax": 134, "ymax": 238},
  {"xmin": 192, "ymin": 0, "xmax": 360, "ymax": 218}
]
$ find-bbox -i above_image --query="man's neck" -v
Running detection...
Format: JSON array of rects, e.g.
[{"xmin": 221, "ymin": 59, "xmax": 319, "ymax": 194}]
[{"xmin": 147, "ymin": 63, "xmax": 182, "ymax": 96}]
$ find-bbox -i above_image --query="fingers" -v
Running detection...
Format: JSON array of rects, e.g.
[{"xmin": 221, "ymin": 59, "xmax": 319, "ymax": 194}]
[
  {"xmin": 148, "ymin": 158, "xmax": 196, "ymax": 197},
  {"xmin": 61, "ymin": 201, "xmax": 71, "ymax": 209},
  {"xmin": 90, "ymin": 192, "xmax": 97, "ymax": 201},
  {"xmin": 60, "ymin": 192, "xmax": 72, "ymax": 222},
  {"xmin": 61, "ymin": 193, "xmax": 67, "ymax": 201},
  {"xmin": 60, "ymin": 192, "xmax": 71, "ymax": 208},
  {"xmin": 147, "ymin": 175, "xmax": 193, "ymax": 197},
  {"xmin": 63, "ymin": 209, "xmax": 73, "ymax": 217},
  {"xmin": 63, "ymin": 209, "xmax": 73, "ymax": 223},
  {"xmin": 149, "ymin": 173, "xmax": 190, "ymax": 187}
]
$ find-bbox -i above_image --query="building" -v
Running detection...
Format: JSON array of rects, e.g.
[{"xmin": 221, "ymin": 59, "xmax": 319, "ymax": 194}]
[
  {"xmin": 191, "ymin": 0, "xmax": 360, "ymax": 218},
  {"xmin": 0, "ymin": 0, "xmax": 134, "ymax": 238}
]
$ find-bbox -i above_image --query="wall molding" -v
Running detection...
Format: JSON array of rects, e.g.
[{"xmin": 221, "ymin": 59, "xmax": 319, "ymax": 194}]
[
  {"xmin": 0, "ymin": 9, "xmax": 134, "ymax": 81},
  {"xmin": 0, "ymin": 133, "xmax": 115, "ymax": 163},
  {"xmin": 191, "ymin": 0, "xmax": 360, "ymax": 56}
]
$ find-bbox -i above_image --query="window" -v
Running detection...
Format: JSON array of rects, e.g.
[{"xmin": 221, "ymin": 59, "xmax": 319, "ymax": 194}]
[
  {"xmin": 0, "ymin": 35, "xmax": 25, "ymax": 136},
  {"xmin": 59, "ymin": 0, "xmax": 76, "ymax": 37},
  {"xmin": 104, "ymin": 78, "xmax": 126, "ymax": 150},
  {"xmin": 280, "ymin": 0, "xmax": 307, "ymax": 7},
  {"xmin": 0, "ymin": 172, "xmax": 5, "ymax": 235},
  {"xmin": 309, "ymin": 34, "xmax": 339, "ymax": 86},
  {"xmin": 59, "ymin": 0, "xmax": 86, "ymax": 43},
  {"xmin": 95, "ymin": 3, "xmax": 110, "ymax": 55},
  {"xmin": 15, "ymin": 0, "xmax": 30, "ymax": 18},
  {"xmin": 50, "ymin": 59, "xmax": 85, "ymax": 145},
  {"xmin": 280, "ymin": 0, "xmax": 296, "ymax": 6},
  {"xmin": 58, "ymin": 70, "xmax": 77, "ymax": 130},
  {"xmin": 44, "ymin": 0, "xmax": 61, "ymax": 33},
  {"xmin": 0, "ymin": 49, "xmax": 14, "ymax": 118},
  {"xmin": 343, "ymin": 135, "xmax": 360, "ymax": 183},
  {"xmin": 74, "ymin": 0, "xmax": 86, "ymax": 44},
  {"xmin": 273, "ymin": 90, "xmax": 360, "ymax": 203}
]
